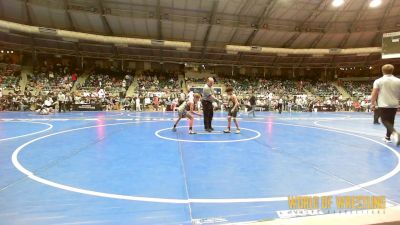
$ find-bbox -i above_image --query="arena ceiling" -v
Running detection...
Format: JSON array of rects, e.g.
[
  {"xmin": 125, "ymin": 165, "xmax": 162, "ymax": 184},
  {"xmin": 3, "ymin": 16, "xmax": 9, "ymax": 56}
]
[{"xmin": 0, "ymin": 0, "xmax": 400, "ymax": 67}]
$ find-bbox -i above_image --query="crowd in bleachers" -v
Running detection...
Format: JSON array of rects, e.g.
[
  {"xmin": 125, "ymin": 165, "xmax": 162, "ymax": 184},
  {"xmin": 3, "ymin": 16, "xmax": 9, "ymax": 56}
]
[
  {"xmin": 67, "ymin": 67, "xmax": 134, "ymax": 112},
  {"xmin": 342, "ymin": 81, "xmax": 372, "ymax": 98},
  {"xmin": 137, "ymin": 70, "xmax": 181, "ymax": 91},
  {"xmin": 304, "ymin": 81, "xmax": 339, "ymax": 97},
  {"xmin": 214, "ymin": 75, "xmax": 313, "ymax": 112},
  {"xmin": 119, "ymin": 70, "xmax": 183, "ymax": 112},
  {"xmin": 0, "ymin": 63, "xmax": 381, "ymax": 113},
  {"xmin": 184, "ymin": 77, "xmax": 205, "ymax": 84},
  {"xmin": 0, "ymin": 63, "xmax": 21, "ymax": 91},
  {"xmin": 0, "ymin": 63, "xmax": 23, "ymax": 111},
  {"xmin": 2, "ymin": 60, "xmax": 78, "ymax": 112}
]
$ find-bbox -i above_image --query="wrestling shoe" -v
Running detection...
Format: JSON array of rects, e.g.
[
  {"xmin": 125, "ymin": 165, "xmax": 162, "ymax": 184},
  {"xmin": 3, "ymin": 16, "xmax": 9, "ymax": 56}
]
[
  {"xmin": 383, "ymin": 137, "xmax": 392, "ymax": 143},
  {"xmin": 235, "ymin": 129, "xmax": 241, "ymax": 134},
  {"xmin": 189, "ymin": 130, "xmax": 197, "ymax": 134},
  {"xmin": 223, "ymin": 129, "xmax": 231, "ymax": 133},
  {"xmin": 391, "ymin": 132, "xmax": 400, "ymax": 146},
  {"xmin": 172, "ymin": 127, "xmax": 177, "ymax": 132}
]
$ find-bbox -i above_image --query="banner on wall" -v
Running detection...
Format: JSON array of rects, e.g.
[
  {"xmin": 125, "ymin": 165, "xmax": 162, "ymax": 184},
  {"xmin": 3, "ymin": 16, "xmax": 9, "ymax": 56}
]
[{"xmin": 190, "ymin": 87, "xmax": 222, "ymax": 95}]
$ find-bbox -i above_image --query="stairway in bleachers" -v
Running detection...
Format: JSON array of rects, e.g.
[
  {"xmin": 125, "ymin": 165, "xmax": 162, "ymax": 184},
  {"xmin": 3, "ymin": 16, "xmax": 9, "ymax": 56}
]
[
  {"xmin": 125, "ymin": 70, "xmax": 140, "ymax": 97},
  {"xmin": 19, "ymin": 66, "xmax": 30, "ymax": 92},
  {"xmin": 71, "ymin": 72, "xmax": 88, "ymax": 92},
  {"xmin": 331, "ymin": 82, "xmax": 351, "ymax": 99},
  {"xmin": 177, "ymin": 74, "xmax": 187, "ymax": 93}
]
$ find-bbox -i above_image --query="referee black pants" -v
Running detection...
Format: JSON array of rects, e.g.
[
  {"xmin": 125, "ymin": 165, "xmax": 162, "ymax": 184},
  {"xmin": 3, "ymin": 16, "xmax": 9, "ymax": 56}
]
[
  {"xmin": 380, "ymin": 108, "xmax": 398, "ymax": 138},
  {"xmin": 373, "ymin": 108, "xmax": 381, "ymax": 123},
  {"xmin": 277, "ymin": 103, "xmax": 283, "ymax": 114},
  {"xmin": 58, "ymin": 101, "xmax": 65, "ymax": 112},
  {"xmin": 202, "ymin": 100, "xmax": 213, "ymax": 130}
]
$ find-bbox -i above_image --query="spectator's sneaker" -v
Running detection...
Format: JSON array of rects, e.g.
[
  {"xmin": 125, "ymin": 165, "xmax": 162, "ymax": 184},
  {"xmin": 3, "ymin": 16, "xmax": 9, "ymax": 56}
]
[
  {"xmin": 383, "ymin": 137, "xmax": 392, "ymax": 143},
  {"xmin": 172, "ymin": 127, "xmax": 177, "ymax": 132},
  {"xmin": 210, "ymin": 127, "xmax": 215, "ymax": 131},
  {"xmin": 373, "ymin": 122, "xmax": 380, "ymax": 125},
  {"xmin": 391, "ymin": 132, "xmax": 400, "ymax": 146},
  {"xmin": 223, "ymin": 129, "xmax": 231, "ymax": 133},
  {"xmin": 235, "ymin": 129, "xmax": 241, "ymax": 134},
  {"xmin": 206, "ymin": 128, "xmax": 212, "ymax": 132},
  {"xmin": 189, "ymin": 130, "xmax": 197, "ymax": 134}
]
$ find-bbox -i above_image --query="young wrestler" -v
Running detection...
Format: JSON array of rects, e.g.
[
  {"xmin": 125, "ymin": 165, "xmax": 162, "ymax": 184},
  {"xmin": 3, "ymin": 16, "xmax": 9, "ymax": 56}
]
[
  {"xmin": 223, "ymin": 87, "xmax": 240, "ymax": 134},
  {"xmin": 172, "ymin": 93, "xmax": 202, "ymax": 134}
]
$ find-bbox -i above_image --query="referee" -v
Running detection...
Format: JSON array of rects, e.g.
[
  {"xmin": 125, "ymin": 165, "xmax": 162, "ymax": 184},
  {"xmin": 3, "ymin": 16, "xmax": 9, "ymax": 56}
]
[
  {"xmin": 202, "ymin": 77, "xmax": 217, "ymax": 132},
  {"xmin": 371, "ymin": 64, "xmax": 400, "ymax": 146}
]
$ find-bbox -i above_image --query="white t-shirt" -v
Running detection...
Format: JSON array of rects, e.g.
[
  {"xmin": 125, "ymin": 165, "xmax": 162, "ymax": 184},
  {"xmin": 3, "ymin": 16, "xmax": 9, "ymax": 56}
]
[
  {"xmin": 180, "ymin": 92, "xmax": 186, "ymax": 101},
  {"xmin": 57, "ymin": 93, "xmax": 66, "ymax": 102},
  {"xmin": 44, "ymin": 99, "xmax": 53, "ymax": 106},
  {"xmin": 98, "ymin": 89, "xmax": 105, "ymax": 98},
  {"xmin": 188, "ymin": 91, "xmax": 194, "ymax": 102},
  {"xmin": 373, "ymin": 75, "xmax": 400, "ymax": 108}
]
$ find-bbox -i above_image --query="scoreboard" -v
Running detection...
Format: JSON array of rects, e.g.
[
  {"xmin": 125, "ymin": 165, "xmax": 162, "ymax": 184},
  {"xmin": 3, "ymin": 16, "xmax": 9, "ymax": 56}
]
[{"xmin": 382, "ymin": 31, "xmax": 400, "ymax": 59}]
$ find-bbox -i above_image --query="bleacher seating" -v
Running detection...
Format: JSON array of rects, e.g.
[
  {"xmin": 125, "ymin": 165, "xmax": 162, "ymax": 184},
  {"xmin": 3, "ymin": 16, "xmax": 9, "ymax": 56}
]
[
  {"xmin": 0, "ymin": 63, "xmax": 21, "ymax": 91},
  {"xmin": 342, "ymin": 81, "xmax": 372, "ymax": 98}
]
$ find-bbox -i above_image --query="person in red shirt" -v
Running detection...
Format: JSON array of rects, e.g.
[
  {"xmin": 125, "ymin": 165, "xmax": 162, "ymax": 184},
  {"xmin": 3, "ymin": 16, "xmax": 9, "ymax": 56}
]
[
  {"xmin": 71, "ymin": 72, "xmax": 77, "ymax": 85},
  {"xmin": 353, "ymin": 101, "xmax": 361, "ymax": 112}
]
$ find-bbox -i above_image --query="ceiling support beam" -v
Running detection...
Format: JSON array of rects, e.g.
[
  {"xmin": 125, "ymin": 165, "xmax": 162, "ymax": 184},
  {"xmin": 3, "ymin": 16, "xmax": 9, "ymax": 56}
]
[
  {"xmin": 23, "ymin": 0, "xmax": 38, "ymax": 60},
  {"xmin": 63, "ymin": 0, "xmax": 76, "ymax": 31},
  {"xmin": 370, "ymin": 0, "xmax": 395, "ymax": 46},
  {"xmin": 157, "ymin": 0, "xmax": 162, "ymax": 40},
  {"xmin": 24, "ymin": 0, "xmax": 33, "ymax": 25},
  {"xmin": 338, "ymin": 1, "xmax": 370, "ymax": 48},
  {"xmin": 156, "ymin": 0, "xmax": 163, "ymax": 65},
  {"xmin": 227, "ymin": 0, "xmax": 259, "ymax": 43},
  {"xmin": 235, "ymin": 0, "xmax": 278, "ymax": 66},
  {"xmin": 0, "ymin": 0, "xmax": 4, "ymax": 18},
  {"xmin": 282, "ymin": 0, "xmax": 330, "ymax": 48},
  {"xmin": 309, "ymin": 0, "xmax": 351, "ymax": 49},
  {"xmin": 97, "ymin": 0, "xmax": 119, "ymax": 58},
  {"xmin": 63, "ymin": 0, "xmax": 80, "ymax": 55},
  {"xmin": 200, "ymin": 0, "xmax": 219, "ymax": 62},
  {"xmin": 243, "ymin": 0, "xmax": 277, "ymax": 46},
  {"xmin": 97, "ymin": 0, "xmax": 113, "ymax": 35}
]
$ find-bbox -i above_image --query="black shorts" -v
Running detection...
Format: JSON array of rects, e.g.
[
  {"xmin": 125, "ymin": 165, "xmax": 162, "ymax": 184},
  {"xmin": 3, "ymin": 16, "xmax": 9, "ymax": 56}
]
[{"xmin": 228, "ymin": 108, "xmax": 238, "ymax": 117}]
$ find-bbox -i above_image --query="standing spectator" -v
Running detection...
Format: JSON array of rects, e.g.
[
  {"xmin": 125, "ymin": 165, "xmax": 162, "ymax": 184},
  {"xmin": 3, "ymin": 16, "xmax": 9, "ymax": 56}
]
[
  {"xmin": 122, "ymin": 79, "xmax": 127, "ymax": 90},
  {"xmin": 57, "ymin": 91, "xmax": 66, "ymax": 112},
  {"xmin": 179, "ymin": 90, "xmax": 186, "ymax": 105},
  {"xmin": 71, "ymin": 72, "xmax": 77, "ymax": 86},
  {"xmin": 278, "ymin": 97, "xmax": 283, "ymax": 114},
  {"xmin": 153, "ymin": 95, "xmax": 159, "ymax": 111},
  {"xmin": 65, "ymin": 93, "xmax": 73, "ymax": 111},
  {"xmin": 125, "ymin": 74, "xmax": 132, "ymax": 87},
  {"xmin": 140, "ymin": 95, "xmax": 145, "ymax": 111},
  {"xmin": 371, "ymin": 64, "xmax": 400, "ymax": 145},
  {"xmin": 135, "ymin": 97, "xmax": 141, "ymax": 111},
  {"xmin": 248, "ymin": 92, "xmax": 256, "ymax": 117},
  {"xmin": 188, "ymin": 90, "xmax": 194, "ymax": 102},
  {"xmin": 346, "ymin": 99, "xmax": 353, "ymax": 111},
  {"xmin": 353, "ymin": 101, "xmax": 361, "ymax": 112},
  {"xmin": 98, "ymin": 88, "xmax": 105, "ymax": 100}
]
